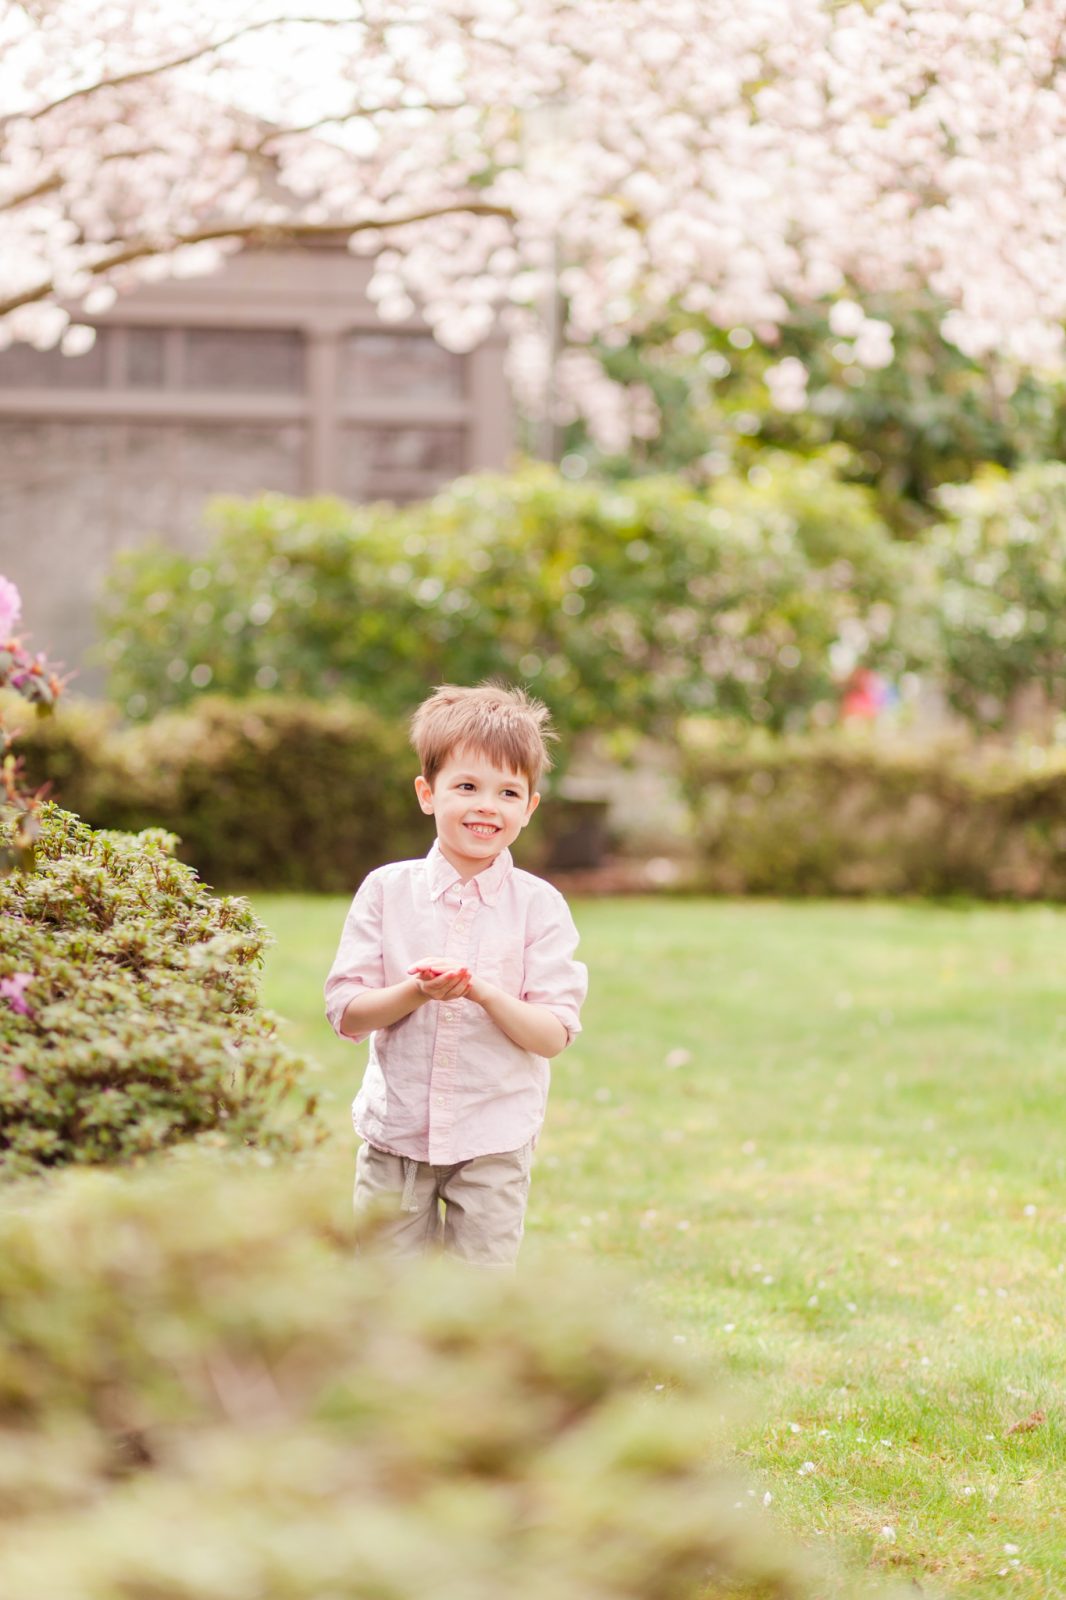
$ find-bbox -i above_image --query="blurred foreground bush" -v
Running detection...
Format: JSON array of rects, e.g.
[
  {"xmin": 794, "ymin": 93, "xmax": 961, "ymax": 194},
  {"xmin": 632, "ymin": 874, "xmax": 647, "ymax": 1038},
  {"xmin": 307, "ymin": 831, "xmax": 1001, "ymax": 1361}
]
[
  {"xmin": 680, "ymin": 725, "xmax": 1066, "ymax": 898},
  {"xmin": 11, "ymin": 695, "xmax": 427, "ymax": 893},
  {"xmin": 0, "ymin": 805, "xmax": 315, "ymax": 1177},
  {"xmin": 0, "ymin": 1157, "xmax": 828, "ymax": 1600},
  {"xmin": 101, "ymin": 460, "xmax": 908, "ymax": 739}
]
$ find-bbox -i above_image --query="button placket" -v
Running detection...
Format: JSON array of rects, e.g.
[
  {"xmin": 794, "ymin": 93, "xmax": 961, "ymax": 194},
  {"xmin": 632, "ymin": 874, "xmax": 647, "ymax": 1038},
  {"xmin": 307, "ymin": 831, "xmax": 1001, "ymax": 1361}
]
[{"xmin": 427, "ymin": 889, "xmax": 476, "ymax": 1162}]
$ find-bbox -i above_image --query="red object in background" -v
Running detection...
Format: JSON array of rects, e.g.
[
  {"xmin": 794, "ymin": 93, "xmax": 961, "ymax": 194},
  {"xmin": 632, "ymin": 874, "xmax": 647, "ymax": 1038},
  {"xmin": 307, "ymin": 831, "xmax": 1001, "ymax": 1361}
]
[{"xmin": 841, "ymin": 667, "xmax": 887, "ymax": 720}]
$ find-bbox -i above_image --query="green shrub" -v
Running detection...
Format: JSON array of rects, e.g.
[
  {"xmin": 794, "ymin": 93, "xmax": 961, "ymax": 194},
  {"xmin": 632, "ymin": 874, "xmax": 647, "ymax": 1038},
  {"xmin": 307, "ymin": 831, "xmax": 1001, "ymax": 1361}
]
[
  {"xmin": 13, "ymin": 696, "xmax": 429, "ymax": 894},
  {"xmin": 0, "ymin": 1156, "xmax": 827, "ymax": 1600},
  {"xmin": 101, "ymin": 460, "xmax": 908, "ymax": 739},
  {"xmin": 0, "ymin": 805, "xmax": 315, "ymax": 1177},
  {"xmin": 0, "ymin": 691, "xmax": 118, "ymax": 815},
  {"xmin": 679, "ymin": 725, "xmax": 1066, "ymax": 899},
  {"xmin": 932, "ymin": 463, "xmax": 1066, "ymax": 729},
  {"xmin": 12, "ymin": 694, "xmax": 593, "ymax": 891},
  {"xmin": 102, "ymin": 696, "xmax": 429, "ymax": 895}
]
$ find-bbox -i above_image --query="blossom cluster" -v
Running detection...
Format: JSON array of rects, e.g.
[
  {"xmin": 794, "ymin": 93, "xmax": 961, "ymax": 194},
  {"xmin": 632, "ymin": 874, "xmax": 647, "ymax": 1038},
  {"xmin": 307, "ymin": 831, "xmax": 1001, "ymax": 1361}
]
[
  {"xmin": 0, "ymin": 576, "xmax": 64, "ymax": 873},
  {"xmin": 0, "ymin": 585, "xmax": 62, "ymax": 709},
  {"xmin": 0, "ymin": 971, "xmax": 32, "ymax": 1019},
  {"xmin": 3, "ymin": 0, "xmax": 1066, "ymax": 438}
]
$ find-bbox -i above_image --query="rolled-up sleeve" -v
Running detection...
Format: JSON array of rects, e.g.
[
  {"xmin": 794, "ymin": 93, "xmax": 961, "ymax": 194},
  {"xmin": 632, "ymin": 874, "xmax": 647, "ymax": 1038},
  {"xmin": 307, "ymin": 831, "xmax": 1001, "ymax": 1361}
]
[
  {"xmin": 324, "ymin": 872, "xmax": 386, "ymax": 1043},
  {"xmin": 521, "ymin": 891, "xmax": 588, "ymax": 1046}
]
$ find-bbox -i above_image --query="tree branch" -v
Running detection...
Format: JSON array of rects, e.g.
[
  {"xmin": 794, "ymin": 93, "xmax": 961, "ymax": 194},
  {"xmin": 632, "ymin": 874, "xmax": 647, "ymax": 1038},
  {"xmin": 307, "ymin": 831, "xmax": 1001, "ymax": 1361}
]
[
  {"xmin": 243, "ymin": 101, "xmax": 466, "ymax": 154},
  {"xmin": 0, "ymin": 201, "xmax": 516, "ymax": 320},
  {"xmin": 20, "ymin": 15, "xmax": 348, "ymax": 123},
  {"xmin": 0, "ymin": 173, "xmax": 62, "ymax": 211},
  {"xmin": 0, "ymin": 146, "xmax": 166, "ymax": 214}
]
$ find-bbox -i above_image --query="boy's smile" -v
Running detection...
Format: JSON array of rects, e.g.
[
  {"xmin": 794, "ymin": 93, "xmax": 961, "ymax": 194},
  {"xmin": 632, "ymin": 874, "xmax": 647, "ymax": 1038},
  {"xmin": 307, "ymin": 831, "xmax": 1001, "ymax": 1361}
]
[{"xmin": 415, "ymin": 745, "xmax": 540, "ymax": 879}]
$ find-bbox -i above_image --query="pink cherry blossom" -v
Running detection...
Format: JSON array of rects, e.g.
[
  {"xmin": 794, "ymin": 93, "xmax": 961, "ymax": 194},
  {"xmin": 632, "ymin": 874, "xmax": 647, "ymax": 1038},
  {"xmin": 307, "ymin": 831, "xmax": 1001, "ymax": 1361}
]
[
  {"xmin": 0, "ymin": 972, "xmax": 34, "ymax": 1017},
  {"xmin": 0, "ymin": 576, "xmax": 21, "ymax": 640},
  {"xmin": 2, "ymin": 0, "xmax": 1066, "ymax": 437}
]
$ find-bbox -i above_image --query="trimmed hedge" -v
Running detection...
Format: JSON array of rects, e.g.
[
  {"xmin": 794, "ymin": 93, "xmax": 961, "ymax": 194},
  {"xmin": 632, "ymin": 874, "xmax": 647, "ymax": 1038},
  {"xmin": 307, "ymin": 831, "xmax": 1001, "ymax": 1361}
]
[
  {"xmin": 679, "ymin": 725, "xmax": 1066, "ymax": 898},
  {"xmin": 0, "ymin": 805, "xmax": 315, "ymax": 1177},
  {"xmin": 0, "ymin": 1157, "xmax": 823, "ymax": 1600},
  {"xmin": 12, "ymin": 695, "xmax": 429, "ymax": 894},
  {"xmin": 11, "ymin": 694, "xmax": 594, "ymax": 891},
  {"xmin": 17, "ymin": 698, "xmax": 1066, "ymax": 899}
]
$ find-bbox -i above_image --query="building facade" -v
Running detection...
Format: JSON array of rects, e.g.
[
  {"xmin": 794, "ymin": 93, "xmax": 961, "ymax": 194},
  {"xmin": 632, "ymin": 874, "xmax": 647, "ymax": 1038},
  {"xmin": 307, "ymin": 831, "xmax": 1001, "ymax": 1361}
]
[{"xmin": 0, "ymin": 247, "xmax": 512, "ymax": 681}]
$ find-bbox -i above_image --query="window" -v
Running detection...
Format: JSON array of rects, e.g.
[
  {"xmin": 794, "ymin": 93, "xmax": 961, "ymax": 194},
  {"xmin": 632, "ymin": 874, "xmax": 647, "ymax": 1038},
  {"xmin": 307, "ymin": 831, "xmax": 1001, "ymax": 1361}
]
[
  {"xmin": 363, "ymin": 426, "xmax": 466, "ymax": 475},
  {"xmin": 124, "ymin": 328, "xmax": 166, "ymax": 388},
  {"xmin": 0, "ymin": 326, "xmax": 306, "ymax": 393},
  {"xmin": 339, "ymin": 425, "xmax": 466, "ymax": 501},
  {"xmin": 0, "ymin": 334, "xmax": 109, "ymax": 389},
  {"xmin": 180, "ymin": 329, "xmax": 304, "ymax": 392},
  {"xmin": 341, "ymin": 332, "xmax": 463, "ymax": 402}
]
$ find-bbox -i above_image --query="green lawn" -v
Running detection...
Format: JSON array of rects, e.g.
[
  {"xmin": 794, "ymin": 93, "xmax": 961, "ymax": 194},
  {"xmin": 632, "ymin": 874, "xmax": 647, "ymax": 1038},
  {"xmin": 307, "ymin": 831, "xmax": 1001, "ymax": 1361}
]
[{"xmin": 253, "ymin": 893, "xmax": 1066, "ymax": 1599}]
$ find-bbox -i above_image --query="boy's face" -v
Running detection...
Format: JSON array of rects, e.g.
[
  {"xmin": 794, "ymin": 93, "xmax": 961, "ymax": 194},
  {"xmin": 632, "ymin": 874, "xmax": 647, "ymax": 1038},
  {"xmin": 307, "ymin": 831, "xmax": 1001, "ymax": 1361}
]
[{"xmin": 415, "ymin": 745, "xmax": 540, "ymax": 876}]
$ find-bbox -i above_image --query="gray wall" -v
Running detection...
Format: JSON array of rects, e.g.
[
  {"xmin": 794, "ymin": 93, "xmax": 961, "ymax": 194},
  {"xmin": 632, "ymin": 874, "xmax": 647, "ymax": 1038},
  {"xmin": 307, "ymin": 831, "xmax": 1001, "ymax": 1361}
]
[{"xmin": 0, "ymin": 247, "xmax": 513, "ymax": 685}]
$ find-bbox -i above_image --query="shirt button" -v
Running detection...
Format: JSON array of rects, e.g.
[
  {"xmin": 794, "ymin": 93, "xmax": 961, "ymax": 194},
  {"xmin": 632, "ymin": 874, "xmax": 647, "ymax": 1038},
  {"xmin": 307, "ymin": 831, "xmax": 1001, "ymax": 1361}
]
[{"xmin": 444, "ymin": 1009, "xmax": 454, "ymax": 1021}]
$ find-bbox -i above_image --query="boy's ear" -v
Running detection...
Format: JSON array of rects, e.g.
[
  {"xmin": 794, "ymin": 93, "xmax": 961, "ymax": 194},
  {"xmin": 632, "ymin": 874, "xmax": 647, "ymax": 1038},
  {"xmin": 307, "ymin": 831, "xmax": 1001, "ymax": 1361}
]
[
  {"xmin": 521, "ymin": 791, "xmax": 541, "ymax": 827},
  {"xmin": 414, "ymin": 775, "xmax": 435, "ymax": 814}
]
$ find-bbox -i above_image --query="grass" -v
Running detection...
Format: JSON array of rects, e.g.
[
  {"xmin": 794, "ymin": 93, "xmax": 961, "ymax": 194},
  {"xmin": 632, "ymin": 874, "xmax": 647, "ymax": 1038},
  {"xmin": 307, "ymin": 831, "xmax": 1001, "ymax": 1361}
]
[{"xmin": 253, "ymin": 892, "xmax": 1066, "ymax": 1599}]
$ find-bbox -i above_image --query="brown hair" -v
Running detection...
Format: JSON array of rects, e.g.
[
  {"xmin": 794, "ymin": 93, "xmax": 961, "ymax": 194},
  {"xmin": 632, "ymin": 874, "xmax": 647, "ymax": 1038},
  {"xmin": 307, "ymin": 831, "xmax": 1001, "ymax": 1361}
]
[{"xmin": 410, "ymin": 683, "xmax": 555, "ymax": 792}]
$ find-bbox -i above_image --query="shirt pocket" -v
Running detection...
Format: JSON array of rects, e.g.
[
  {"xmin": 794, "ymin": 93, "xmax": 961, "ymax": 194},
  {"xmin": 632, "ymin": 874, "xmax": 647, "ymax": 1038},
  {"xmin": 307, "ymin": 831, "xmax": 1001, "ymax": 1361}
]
[{"xmin": 477, "ymin": 931, "xmax": 525, "ymax": 996}]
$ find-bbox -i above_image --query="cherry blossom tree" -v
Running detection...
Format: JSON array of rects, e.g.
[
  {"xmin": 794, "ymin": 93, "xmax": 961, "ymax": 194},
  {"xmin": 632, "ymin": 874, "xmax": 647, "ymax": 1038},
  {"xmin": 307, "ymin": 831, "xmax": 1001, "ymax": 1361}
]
[{"xmin": 4, "ymin": 0, "xmax": 1066, "ymax": 437}]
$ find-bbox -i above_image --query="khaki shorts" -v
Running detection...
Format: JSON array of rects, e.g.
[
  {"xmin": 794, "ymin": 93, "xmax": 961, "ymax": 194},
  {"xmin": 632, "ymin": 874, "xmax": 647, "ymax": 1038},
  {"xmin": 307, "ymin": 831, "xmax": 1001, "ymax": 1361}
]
[{"xmin": 353, "ymin": 1140, "xmax": 534, "ymax": 1268}]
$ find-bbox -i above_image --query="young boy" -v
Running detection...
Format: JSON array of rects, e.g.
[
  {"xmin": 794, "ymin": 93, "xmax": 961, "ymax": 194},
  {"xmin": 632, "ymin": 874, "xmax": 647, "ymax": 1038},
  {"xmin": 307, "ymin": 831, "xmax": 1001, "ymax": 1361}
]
[{"xmin": 324, "ymin": 683, "xmax": 588, "ymax": 1268}]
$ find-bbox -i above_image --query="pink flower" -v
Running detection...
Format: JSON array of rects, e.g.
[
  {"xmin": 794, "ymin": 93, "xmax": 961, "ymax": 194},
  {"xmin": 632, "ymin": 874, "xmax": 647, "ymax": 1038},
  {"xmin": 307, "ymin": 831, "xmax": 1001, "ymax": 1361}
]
[
  {"xmin": 0, "ymin": 972, "xmax": 34, "ymax": 1017},
  {"xmin": 0, "ymin": 576, "xmax": 21, "ymax": 641}
]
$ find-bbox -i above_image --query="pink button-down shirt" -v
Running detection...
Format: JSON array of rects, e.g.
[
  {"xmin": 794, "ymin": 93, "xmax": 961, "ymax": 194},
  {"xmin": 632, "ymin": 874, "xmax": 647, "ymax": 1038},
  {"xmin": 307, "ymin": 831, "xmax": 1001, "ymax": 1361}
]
[{"xmin": 324, "ymin": 841, "xmax": 588, "ymax": 1164}]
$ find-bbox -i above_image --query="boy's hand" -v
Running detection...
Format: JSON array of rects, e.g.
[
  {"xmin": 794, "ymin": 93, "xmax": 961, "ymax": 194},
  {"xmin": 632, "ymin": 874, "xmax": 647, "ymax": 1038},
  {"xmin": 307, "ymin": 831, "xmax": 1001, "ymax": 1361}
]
[
  {"xmin": 460, "ymin": 974, "xmax": 492, "ymax": 1007},
  {"xmin": 407, "ymin": 960, "xmax": 472, "ymax": 1001}
]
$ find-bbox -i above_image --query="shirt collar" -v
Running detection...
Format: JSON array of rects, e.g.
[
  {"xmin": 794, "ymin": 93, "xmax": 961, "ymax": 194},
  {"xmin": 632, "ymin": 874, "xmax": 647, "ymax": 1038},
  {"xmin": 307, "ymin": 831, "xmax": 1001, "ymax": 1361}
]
[{"xmin": 425, "ymin": 838, "xmax": 513, "ymax": 907}]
